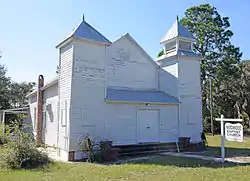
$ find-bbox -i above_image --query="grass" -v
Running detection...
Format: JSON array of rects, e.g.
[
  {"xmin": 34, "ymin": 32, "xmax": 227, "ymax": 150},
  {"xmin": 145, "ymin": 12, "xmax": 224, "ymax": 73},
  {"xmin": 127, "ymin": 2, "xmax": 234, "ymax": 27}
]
[
  {"xmin": 1, "ymin": 135, "xmax": 250, "ymax": 181},
  {"xmin": 195, "ymin": 135, "xmax": 250, "ymax": 157}
]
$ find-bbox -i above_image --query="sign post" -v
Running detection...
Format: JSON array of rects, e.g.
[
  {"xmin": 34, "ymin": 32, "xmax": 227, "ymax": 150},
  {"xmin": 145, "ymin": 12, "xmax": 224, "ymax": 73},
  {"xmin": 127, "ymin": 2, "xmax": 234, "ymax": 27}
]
[
  {"xmin": 215, "ymin": 115, "xmax": 243, "ymax": 163},
  {"xmin": 220, "ymin": 115, "xmax": 225, "ymax": 163}
]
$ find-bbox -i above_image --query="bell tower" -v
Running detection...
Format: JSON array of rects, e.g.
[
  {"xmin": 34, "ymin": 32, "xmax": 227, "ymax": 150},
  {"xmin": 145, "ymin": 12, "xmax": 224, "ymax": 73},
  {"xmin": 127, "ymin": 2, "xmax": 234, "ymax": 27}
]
[
  {"xmin": 157, "ymin": 17, "xmax": 203, "ymax": 142},
  {"xmin": 159, "ymin": 16, "xmax": 197, "ymax": 58}
]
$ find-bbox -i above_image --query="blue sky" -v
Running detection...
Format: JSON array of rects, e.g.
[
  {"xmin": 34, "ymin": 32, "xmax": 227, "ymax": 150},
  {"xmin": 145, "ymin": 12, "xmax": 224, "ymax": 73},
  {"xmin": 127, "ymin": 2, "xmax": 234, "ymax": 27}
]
[{"xmin": 0, "ymin": 0, "xmax": 249, "ymax": 83}]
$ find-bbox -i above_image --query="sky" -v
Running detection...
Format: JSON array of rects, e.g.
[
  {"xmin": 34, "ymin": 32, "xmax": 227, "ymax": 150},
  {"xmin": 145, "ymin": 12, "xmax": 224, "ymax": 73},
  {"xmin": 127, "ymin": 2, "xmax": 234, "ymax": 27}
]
[{"xmin": 0, "ymin": 0, "xmax": 249, "ymax": 83}]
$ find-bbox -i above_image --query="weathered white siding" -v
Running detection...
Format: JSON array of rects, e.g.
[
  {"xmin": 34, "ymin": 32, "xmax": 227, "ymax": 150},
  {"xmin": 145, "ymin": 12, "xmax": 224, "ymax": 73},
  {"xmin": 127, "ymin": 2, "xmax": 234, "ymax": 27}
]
[
  {"xmin": 105, "ymin": 104, "xmax": 136, "ymax": 145},
  {"xmin": 43, "ymin": 83, "xmax": 58, "ymax": 147},
  {"xmin": 178, "ymin": 57, "xmax": 202, "ymax": 142},
  {"xmin": 105, "ymin": 104, "xmax": 178, "ymax": 145},
  {"xmin": 158, "ymin": 59, "xmax": 179, "ymax": 98},
  {"xmin": 179, "ymin": 58, "xmax": 201, "ymax": 99},
  {"xmin": 69, "ymin": 39, "xmax": 107, "ymax": 159},
  {"xmin": 67, "ymin": 37, "xmax": 179, "ymax": 160},
  {"xmin": 58, "ymin": 44, "xmax": 73, "ymax": 152},
  {"xmin": 28, "ymin": 84, "xmax": 59, "ymax": 147},
  {"xmin": 107, "ymin": 35, "xmax": 158, "ymax": 90},
  {"xmin": 158, "ymin": 105, "xmax": 179, "ymax": 142}
]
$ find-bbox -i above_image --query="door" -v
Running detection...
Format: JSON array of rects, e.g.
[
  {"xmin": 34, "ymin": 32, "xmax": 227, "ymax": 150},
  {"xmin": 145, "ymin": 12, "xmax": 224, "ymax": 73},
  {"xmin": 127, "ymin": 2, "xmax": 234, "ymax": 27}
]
[{"xmin": 137, "ymin": 109, "xmax": 159, "ymax": 143}]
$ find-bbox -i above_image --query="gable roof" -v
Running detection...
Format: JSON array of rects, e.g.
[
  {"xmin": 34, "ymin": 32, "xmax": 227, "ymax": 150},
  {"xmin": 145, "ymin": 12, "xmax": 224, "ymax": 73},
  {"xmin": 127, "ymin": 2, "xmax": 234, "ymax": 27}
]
[
  {"xmin": 112, "ymin": 33, "xmax": 159, "ymax": 68},
  {"xmin": 106, "ymin": 88, "xmax": 180, "ymax": 104},
  {"xmin": 56, "ymin": 19, "xmax": 111, "ymax": 48},
  {"xmin": 160, "ymin": 19, "xmax": 195, "ymax": 43}
]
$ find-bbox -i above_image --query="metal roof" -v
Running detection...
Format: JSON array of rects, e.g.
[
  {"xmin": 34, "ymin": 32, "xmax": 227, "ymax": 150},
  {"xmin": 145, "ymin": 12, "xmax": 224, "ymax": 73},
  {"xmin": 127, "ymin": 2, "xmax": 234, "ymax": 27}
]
[
  {"xmin": 57, "ymin": 18, "xmax": 111, "ymax": 47},
  {"xmin": 160, "ymin": 19, "xmax": 195, "ymax": 43},
  {"xmin": 177, "ymin": 50, "xmax": 201, "ymax": 59},
  {"xmin": 106, "ymin": 88, "xmax": 180, "ymax": 104}
]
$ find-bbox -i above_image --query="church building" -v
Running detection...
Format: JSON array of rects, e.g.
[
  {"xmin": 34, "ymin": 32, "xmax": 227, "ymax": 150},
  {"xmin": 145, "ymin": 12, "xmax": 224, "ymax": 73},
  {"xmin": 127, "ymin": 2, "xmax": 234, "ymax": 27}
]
[{"xmin": 27, "ymin": 16, "xmax": 202, "ymax": 161}]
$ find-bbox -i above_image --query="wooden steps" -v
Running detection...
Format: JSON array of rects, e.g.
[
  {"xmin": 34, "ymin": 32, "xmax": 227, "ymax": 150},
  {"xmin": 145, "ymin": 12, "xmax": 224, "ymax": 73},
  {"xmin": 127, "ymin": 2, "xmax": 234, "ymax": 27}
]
[{"xmin": 113, "ymin": 142, "xmax": 186, "ymax": 157}]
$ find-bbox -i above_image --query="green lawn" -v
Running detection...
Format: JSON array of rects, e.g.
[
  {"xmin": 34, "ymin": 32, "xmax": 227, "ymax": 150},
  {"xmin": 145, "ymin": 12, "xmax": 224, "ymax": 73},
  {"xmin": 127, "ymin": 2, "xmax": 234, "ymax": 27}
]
[
  {"xmin": 1, "ymin": 135, "xmax": 250, "ymax": 181},
  {"xmin": 196, "ymin": 135, "xmax": 250, "ymax": 157}
]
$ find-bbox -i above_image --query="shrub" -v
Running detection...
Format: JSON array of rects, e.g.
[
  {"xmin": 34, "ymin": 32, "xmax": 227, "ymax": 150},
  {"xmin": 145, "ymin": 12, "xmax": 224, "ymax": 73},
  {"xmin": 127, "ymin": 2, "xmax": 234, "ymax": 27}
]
[
  {"xmin": 0, "ymin": 121, "xmax": 50, "ymax": 169},
  {"xmin": 78, "ymin": 135, "xmax": 102, "ymax": 163},
  {"xmin": 78, "ymin": 135, "xmax": 119, "ymax": 163},
  {"xmin": 0, "ymin": 123, "xmax": 6, "ymax": 145}
]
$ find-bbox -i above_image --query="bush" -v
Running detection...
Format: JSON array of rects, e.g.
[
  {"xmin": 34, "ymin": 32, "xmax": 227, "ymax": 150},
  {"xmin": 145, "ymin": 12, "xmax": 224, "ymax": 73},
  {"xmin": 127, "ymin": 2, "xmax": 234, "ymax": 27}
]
[
  {"xmin": 78, "ymin": 135, "xmax": 119, "ymax": 163},
  {"xmin": 0, "ymin": 123, "xmax": 6, "ymax": 145},
  {"xmin": 2, "ymin": 145, "xmax": 50, "ymax": 169},
  {"xmin": 0, "ymin": 121, "xmax": 50, "ymax": 169},
  {"xmin": 78, "ymin": 135, "xmax": 102, "ymax": 163}
]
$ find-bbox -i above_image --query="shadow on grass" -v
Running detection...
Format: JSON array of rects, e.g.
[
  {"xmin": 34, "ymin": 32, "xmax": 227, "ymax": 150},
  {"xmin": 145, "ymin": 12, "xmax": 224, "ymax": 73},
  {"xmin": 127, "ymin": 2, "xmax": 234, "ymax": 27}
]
[
  {"xmin": 125, "ymin": 146, "xmax": 250, "ymax": 169},
  {"xmin": 126, "ymin": 155, "xmax": 250, "ymax": 168},
  {"xmin": 199, "ymin": 146, "xmax": 250, "ymax": 158}
]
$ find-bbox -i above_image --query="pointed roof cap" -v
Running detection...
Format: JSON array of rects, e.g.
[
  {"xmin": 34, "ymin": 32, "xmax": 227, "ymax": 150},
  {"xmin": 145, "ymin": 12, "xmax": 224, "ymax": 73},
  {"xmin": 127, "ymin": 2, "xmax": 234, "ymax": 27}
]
[
  {"xmin": 160, "ymin": 17, "xmax": 195, "ymax": 43},
  {"xmin": 56, "ymin": 15, "xmax": 111, "ymax": 48}
]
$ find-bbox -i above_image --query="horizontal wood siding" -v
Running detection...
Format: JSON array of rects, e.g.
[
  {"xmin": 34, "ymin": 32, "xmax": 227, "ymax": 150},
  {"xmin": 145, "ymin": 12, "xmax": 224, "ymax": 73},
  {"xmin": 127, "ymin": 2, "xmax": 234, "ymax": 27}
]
[
  {"xmin": 68, "ymin": 38, "xmax": 180, "ymax": 160},
  {"xmin": 43, "ymin": 83, "xmax": 58, "ymax": 147},
  {"xmin": 105, "ymin": 104, "xmax": 137, "ymax": 145},
  {"xmin": 179, "ymin": 58, "xmax": 201, "ymax": 99},
  {"xmin": 58, "ymin": 44, "xmax": 73, "ymax": 150},
  {"xmin": 158, "ymin": 105, "xmax": 178, "ymax": 142},
  {"xmin": 69, "ymin": 39, "xmax": 106, "ymax": 156},
  {"xmin": 159, "ymin": 59, "xmax": 179, "ymax": 98},
  {"xmin": 59, "ymin": 44, "xmax": 73, "ymax": 106},
  {"xmin": 107, "ymin": 36, "xmax": 158, "ymax": 90},
  {"xmin": 178, "ymin": 58, "xmax": 202, "ymax": 142}
]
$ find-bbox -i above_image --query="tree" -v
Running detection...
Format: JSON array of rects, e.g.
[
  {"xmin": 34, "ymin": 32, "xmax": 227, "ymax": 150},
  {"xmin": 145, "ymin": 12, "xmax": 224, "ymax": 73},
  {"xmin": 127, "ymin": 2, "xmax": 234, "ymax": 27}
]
[
  {"xmin": 179, "ymin": 4, "xmax": 243, "ymax": 132},
  {"xmin": 9, "ymin": 82, "xmax": 36, "ymax": 107},
  {"xmin": 0, "ymin": 64, "xmax": 11, "ymax": 109},
  {"xmin": 0, "ymin": 55, "xmax": 35, "ymax": 109},
  {"xmin": 157, "ymin": 50, "xmax": 164, "ymax": 58}
]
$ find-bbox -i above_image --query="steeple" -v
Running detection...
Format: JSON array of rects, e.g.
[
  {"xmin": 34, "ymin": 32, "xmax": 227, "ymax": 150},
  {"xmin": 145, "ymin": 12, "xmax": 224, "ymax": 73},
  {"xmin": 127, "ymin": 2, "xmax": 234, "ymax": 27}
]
[
  {"xmin": 158, "ymin": 17, "xmax": 200, "ymax": 59},
  {"xmin": 160, "ymin": 18, "xmax": 195, "ymax": 44},
  {"xmin": 56, "ymin": 15, "xmax": 111, "ymax": 48}
]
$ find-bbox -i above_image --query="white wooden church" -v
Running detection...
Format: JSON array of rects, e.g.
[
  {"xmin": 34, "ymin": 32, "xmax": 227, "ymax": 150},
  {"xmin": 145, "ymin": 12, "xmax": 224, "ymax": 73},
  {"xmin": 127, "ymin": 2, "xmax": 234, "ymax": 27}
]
[{"xmin": 27, "ymin": 16, "xmax": 202, "ymax": 161}]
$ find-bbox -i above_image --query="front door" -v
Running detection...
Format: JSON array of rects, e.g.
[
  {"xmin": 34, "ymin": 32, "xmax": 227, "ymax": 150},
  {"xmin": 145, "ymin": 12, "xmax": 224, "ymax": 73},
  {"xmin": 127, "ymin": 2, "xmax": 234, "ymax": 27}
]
[{"xmin": 137, "ymin": 109, "xmax": 159, "ymax": 143}]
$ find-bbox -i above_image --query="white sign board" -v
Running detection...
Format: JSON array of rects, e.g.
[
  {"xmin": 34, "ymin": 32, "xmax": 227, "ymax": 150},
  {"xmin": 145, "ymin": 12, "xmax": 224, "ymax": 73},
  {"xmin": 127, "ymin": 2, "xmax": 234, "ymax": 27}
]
[{"xmin": 225, "ymin": 123, "xmax": 243, "ymax": 142}]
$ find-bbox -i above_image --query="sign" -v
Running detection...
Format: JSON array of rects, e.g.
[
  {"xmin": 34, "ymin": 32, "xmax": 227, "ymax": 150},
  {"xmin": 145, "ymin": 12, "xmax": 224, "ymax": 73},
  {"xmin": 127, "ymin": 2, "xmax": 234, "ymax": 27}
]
[
  {"xmin": 225, "ymin": 123, "xmax": 243, "ymax": 142},
  {"xmin": 215, "ymin": 115, "xmax": 243, "ymax": 163}
]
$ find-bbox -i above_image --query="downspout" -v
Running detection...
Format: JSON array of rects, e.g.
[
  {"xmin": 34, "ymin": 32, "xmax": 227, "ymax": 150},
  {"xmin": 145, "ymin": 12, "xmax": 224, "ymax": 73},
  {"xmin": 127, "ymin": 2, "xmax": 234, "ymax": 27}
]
[{"xmin": 36, "ymin": 75, "xmax": 44, "ymax": 145}]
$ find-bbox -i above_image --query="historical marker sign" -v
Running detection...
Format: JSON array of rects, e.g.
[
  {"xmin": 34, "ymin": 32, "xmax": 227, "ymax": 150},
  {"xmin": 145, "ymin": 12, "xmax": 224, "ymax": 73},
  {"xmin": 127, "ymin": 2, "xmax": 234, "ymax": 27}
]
[{"xmin": 225, "ymin": 123, "xmax": 243, "ymax": 142}]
